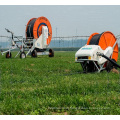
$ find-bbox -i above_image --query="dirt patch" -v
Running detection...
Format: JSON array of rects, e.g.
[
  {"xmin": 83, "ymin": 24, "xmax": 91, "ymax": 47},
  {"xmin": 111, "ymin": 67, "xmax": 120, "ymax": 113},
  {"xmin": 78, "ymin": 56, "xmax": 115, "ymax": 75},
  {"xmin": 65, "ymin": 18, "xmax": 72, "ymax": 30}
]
[
  {"xmin": 64, "ymin": 112, "xmax": 68, "ymax": 115},
  {"xmin": 31, "ymin": 64, "xmax": 35, "ymax": 66},
  {"xmin": 64, "ymin": 69, "xmax": 71, "ymax": 73},
  {"xmin": 111, "ymin": 68, "xmax": 119, "ymax": 74},
  {"xmin": 25, "ymin": 68, "xmax": 33, "ymax": 72}
]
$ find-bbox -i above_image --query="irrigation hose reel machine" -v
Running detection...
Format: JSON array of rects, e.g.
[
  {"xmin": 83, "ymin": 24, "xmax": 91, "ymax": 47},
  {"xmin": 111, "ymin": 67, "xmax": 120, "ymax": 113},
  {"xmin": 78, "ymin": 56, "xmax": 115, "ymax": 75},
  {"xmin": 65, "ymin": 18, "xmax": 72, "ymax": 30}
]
[
  {"xmin": 75, "ymin": 31, "xmax": 120, "ymax": 72},
  {"xmin": 26, "ymin": 16, "xmax": 54, "ymax": 58},
  {"xmin": 1, "ymin": 16, "xmax": 54, "ymax": 59}
]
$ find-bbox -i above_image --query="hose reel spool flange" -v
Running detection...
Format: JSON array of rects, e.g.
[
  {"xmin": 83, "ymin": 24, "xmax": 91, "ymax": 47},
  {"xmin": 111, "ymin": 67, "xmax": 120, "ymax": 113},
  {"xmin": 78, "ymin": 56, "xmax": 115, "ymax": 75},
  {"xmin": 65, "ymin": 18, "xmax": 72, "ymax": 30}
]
[
  {"xmin": 87, "ymin": 31, "xmax": 119, "ymax": 62},
  {"xmin": 26, "ymin": 16, "xmax": 52, "ymax": 46}
]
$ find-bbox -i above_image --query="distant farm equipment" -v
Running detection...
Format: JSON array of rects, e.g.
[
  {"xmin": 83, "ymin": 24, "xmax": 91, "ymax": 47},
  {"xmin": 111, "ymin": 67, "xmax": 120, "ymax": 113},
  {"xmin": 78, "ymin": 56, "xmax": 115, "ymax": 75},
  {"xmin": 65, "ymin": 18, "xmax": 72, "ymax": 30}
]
[{"xmin": 1, "ymin": 16, "xmax": 54, "ymax": 59}]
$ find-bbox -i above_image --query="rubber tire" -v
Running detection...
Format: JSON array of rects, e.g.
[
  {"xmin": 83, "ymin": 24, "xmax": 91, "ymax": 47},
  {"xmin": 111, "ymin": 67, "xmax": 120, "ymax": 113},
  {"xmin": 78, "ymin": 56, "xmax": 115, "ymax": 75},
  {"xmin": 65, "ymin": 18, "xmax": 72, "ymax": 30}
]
[
  {"xmin": 31, "ymin": 50, "xmax": 37, "ymax": 58},
  {"xmin": 81, "ymin": 61, "xmax": 97, "ymax": 73},
  {"xmin": 49, "ymin": 49, "xmax": 54, "ymax": 57},
  {"xmin": 6, "ymin": 52, "xmax": 12, "ymax": 58},
  {"xmin": 20, "ymin": 52, "xmax": 26, "ymax": 59},
  {"xmin": 106, "ymin": 59, "xmax": 117, "ymax": 72}
]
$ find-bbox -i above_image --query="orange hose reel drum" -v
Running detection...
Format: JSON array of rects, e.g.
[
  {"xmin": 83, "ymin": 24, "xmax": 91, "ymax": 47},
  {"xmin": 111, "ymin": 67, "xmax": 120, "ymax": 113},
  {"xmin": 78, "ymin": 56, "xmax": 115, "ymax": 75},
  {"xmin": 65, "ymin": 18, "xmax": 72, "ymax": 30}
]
[
  {"xmin": 26, "ymin": 16, "xmax": 52, "ymax": 46},
  {"xmin": 87, "ymin": 31, "xmax": 119, "ymax": 61}
]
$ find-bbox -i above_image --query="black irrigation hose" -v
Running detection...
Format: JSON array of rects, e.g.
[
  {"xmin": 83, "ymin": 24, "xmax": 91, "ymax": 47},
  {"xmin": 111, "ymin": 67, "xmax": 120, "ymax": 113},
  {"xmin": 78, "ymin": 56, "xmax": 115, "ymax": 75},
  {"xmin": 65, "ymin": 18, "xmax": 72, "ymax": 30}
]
[
  {"xmin": 26, "ymin": 18, "xmax": 37, "ymax": 38},
  {"xmin": 98, "ymin": 53, "xmax": 120, "ymax": 68},
  {"xmin": 89, "ymin": 33, "xmax": 103, "ymax": 45}
]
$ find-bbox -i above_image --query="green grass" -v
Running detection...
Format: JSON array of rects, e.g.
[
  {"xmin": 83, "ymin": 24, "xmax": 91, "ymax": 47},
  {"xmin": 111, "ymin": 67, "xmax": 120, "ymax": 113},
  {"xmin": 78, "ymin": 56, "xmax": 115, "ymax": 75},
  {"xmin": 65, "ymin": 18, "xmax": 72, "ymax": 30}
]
[{"xmin": 0, "ymin": 51, "xmax": 120, "ymax": 115}]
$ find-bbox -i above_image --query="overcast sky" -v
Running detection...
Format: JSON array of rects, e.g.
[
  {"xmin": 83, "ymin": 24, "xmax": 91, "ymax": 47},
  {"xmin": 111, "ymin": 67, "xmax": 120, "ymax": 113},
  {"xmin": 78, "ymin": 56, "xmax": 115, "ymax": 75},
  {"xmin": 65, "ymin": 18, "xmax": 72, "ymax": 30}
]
[{"xmin": 0, "ymin": 5, "xmax": 120, "ymax": 37}]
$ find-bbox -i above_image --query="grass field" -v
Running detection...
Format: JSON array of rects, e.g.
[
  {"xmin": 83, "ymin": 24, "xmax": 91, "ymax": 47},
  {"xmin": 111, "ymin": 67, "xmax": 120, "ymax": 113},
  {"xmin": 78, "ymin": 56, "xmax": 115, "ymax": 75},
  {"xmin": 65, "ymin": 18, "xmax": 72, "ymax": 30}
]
[{"xmin": 0, "ymin": 51, "xmax": 120, "ymax": 115}]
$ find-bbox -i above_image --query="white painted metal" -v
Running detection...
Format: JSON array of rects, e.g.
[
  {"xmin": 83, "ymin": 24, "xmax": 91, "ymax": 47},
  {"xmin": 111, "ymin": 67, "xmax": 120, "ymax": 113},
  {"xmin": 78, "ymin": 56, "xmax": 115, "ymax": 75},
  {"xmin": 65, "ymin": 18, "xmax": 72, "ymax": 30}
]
[
  {"xmin": 75, "ymin": 44, "xmax": 114, "ymax": 72},
  {"xmin": 37, "ymin": 52, "xmax": 49, "ymax": 55},
  {"xmin": 1, "ymin": 26, "xmax": 50, "ymax": 58}
]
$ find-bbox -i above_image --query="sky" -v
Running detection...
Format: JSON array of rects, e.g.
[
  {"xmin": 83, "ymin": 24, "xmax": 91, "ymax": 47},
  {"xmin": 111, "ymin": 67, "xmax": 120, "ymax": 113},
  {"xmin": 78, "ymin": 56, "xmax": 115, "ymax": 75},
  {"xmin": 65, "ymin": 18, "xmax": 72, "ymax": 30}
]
[{"xmin": 0, "ymin": 5, "xmax": 120, "ymax": 37}]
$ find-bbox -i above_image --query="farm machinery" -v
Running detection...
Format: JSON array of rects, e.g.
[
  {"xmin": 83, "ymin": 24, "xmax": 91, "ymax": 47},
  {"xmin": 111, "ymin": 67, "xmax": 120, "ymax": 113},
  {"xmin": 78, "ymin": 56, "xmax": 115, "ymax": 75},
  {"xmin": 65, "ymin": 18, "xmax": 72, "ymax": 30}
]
[
  {"xmin": 75, "ymin": 31, "xmax": 120, "ymax": 72},
  {"xmin": 1, "ymin": 16, "xmax": 54, "ymax": 59}
]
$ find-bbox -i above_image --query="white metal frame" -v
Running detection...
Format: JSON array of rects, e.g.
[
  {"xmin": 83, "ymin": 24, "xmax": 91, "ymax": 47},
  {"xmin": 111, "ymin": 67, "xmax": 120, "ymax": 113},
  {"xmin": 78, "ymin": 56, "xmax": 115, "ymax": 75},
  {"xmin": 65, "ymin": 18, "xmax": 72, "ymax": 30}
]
[{"xmin": 1, "ymin": 27, "xmax": 50, "ymax": 58}]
